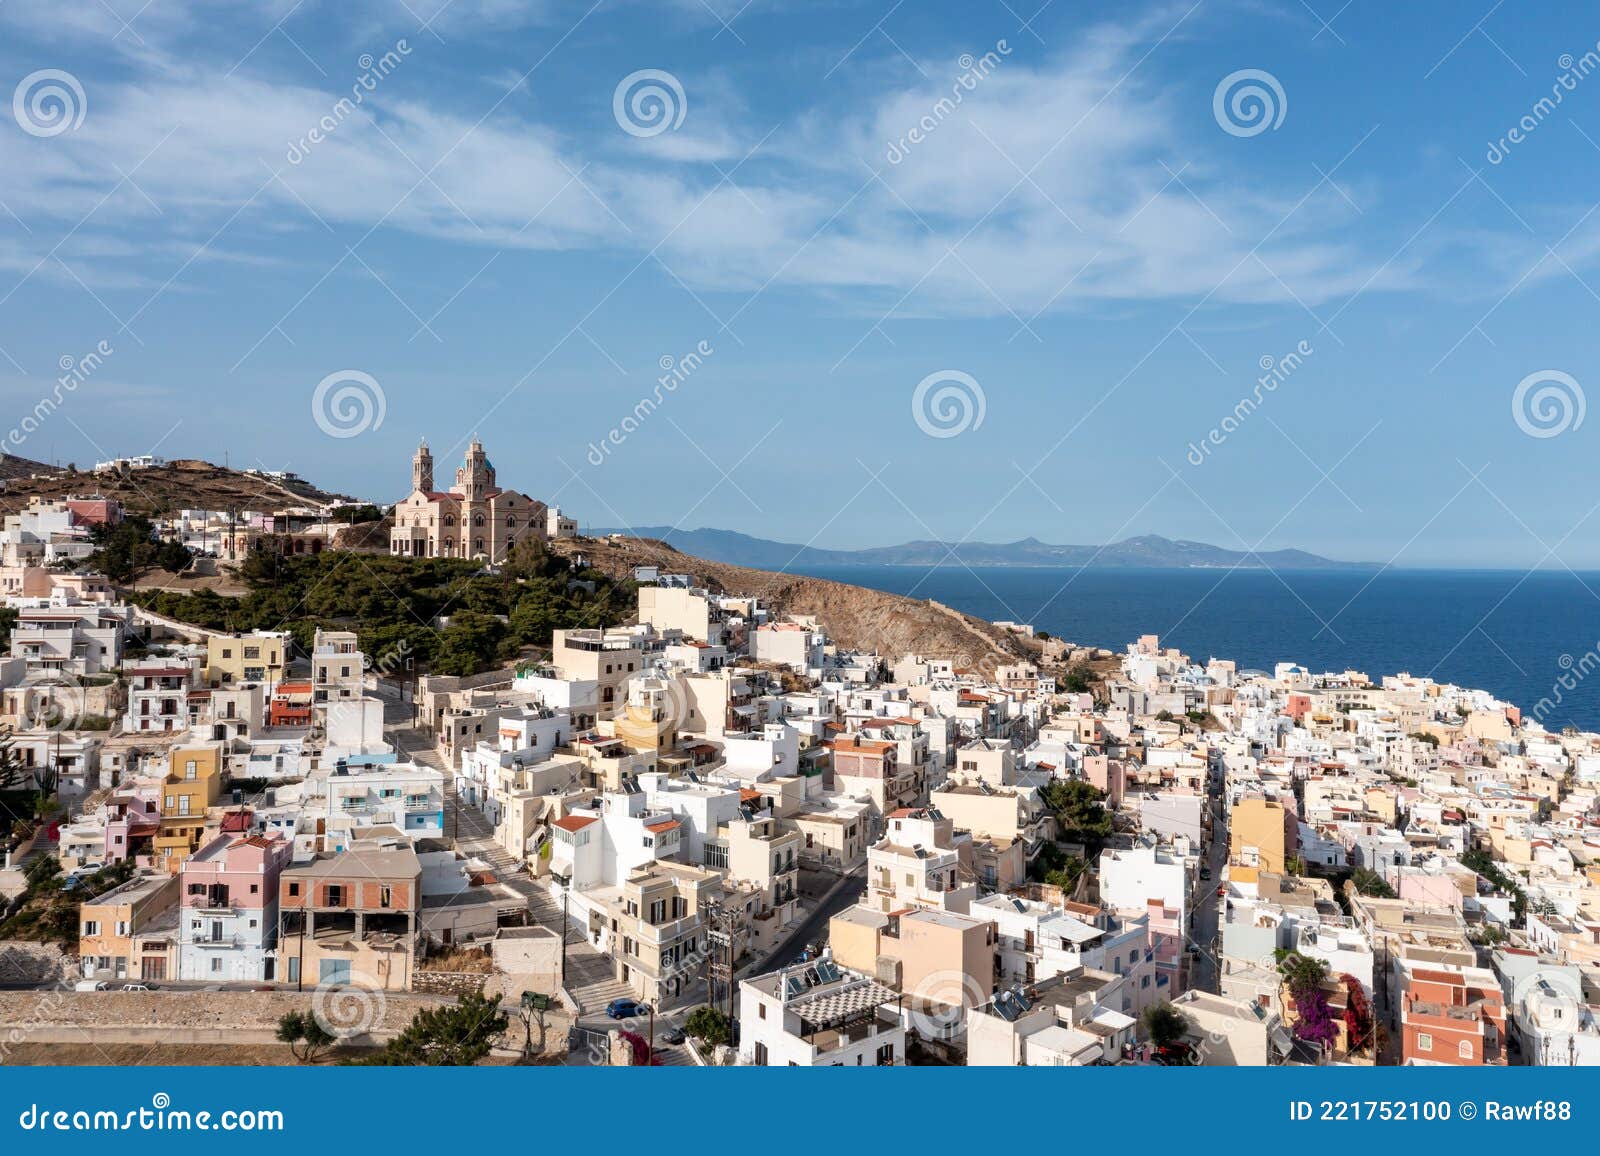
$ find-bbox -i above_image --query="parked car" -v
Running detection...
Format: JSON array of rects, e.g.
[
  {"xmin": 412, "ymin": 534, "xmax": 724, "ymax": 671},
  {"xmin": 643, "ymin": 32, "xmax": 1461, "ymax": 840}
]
[
  {"xmin": 74, "ymin": 981, "xmax": 109, "ymax": 992},
  {"xmin": 659, "ymin": 1025, "xmax": 686, "ymax": 1045},
  {"xmin": 606, "ymin": 998, "xmax": 643, "ymax": 1020},
  {"xmin": 121, "ymin": 983, "xmax": 154, "ymax": 992}
]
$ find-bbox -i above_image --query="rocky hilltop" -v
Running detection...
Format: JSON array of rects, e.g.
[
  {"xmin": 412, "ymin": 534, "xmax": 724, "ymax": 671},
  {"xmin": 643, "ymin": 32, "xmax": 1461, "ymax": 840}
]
[
  {"xmin": 552, "ymin": 534, "xmax": 1038, "ymax": 672},
  {"xmin": 0, "ymin": 458, "xmax": 359, "ymax": 517}
]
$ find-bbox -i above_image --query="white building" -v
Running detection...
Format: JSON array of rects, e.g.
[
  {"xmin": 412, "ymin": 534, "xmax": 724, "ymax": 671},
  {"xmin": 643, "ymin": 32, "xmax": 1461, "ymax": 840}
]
[{"xmin": 739, "ymin": 957, "xmax": 906, "ymax": 1067}]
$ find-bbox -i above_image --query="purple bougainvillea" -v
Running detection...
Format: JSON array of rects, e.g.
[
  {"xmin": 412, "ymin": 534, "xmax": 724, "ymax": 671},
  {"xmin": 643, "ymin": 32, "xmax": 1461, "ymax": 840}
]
[{"xmin": 1291, "ymin": 984, "xmax": 1338, "ymax": 1048}]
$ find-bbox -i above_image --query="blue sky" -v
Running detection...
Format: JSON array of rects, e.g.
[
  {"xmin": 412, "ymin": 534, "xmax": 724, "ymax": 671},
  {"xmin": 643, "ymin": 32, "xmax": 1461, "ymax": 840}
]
[{"xmin": 3, "ymin": 0, "xmax": 1600, "ymax": 566}]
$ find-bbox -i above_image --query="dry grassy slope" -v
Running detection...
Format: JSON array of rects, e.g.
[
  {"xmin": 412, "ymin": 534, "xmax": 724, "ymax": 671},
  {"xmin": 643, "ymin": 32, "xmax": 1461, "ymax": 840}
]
[
  {"xmin": 554, "ymin": 535, "xmax": 1036, "ymax": 671},
  {"xmin": 0, "ymin": 459, "xmax": 359, "ymax": 517}
]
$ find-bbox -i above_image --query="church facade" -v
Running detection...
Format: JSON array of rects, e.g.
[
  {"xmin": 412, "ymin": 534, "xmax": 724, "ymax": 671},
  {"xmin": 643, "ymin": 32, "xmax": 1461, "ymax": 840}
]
[{"xmin": 389, "ymin": 439, "xmax": 548, "ymax": 562}]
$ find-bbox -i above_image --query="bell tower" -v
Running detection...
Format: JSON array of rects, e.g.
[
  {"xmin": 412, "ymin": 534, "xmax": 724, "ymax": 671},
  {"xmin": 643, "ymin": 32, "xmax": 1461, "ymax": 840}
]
[
  {"xmin": 412, "ymin": 438, "xmax": 433, "ymax": 493},
  {"xmin": 456, "ymin": 437, "xmax": 490, "ymax": 501}
]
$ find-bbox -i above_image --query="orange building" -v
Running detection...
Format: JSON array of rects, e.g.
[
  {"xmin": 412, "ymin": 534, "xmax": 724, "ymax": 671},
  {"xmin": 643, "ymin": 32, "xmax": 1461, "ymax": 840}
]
[{"xmin": 1399, "ymin": 962, "xmax": 1506, "ymax": 1065}]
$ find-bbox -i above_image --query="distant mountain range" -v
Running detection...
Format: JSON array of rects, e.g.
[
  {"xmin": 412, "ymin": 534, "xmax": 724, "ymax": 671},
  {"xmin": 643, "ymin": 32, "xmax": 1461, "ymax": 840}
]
[{"xmin": 592, "ymin": 527, "xmax": 1372, "ymax": 570}]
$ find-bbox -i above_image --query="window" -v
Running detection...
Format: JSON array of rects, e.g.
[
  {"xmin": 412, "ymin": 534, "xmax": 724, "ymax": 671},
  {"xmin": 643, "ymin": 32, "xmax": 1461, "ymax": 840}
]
[
  {"xmin": 1458, "ymin": 1040, "xmax": 1472, "ymax": 1059},
  {"xmin": 1417, "ymin": 1032, "xmax": 1433, "ymax": 1052},
  {"xmin": 82, "ymin": 920, "xmax": 99, "ymax": 937},
  {"xmin": 757, "ymin": 1003, "xmax": 766, "ymax": 1019},
  {"xmin": 288, "ymin": 882, "xmax": 301, "ymax": 898},
  {"xmin": 184, "ymin": 760, "xmax": 197, "ymax": 779},
  {"xmin": 210, "ymin": 957, "xmax": 222, "ymax": 974}
]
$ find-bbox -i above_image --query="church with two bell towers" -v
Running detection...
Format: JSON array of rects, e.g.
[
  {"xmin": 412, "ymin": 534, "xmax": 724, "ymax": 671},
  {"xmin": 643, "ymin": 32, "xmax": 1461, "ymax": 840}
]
[{"xmin": 389, "ymin": 437, "xmax": 549, "ymax": 562}]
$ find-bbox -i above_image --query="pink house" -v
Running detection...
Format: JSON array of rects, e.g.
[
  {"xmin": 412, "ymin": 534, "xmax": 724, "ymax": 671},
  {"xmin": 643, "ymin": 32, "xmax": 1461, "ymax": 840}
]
[
  {"xmin": 177, "ymin": 833, "xmax": 292, "ymax": 982},
  {"xmin": 1397, "ymin": 872, "xmax": 1463, "ymax": 911},
  {"xmin": 1083, "ymin": 755, "xmax": 1126, "ymax": 809},
  {"xmin": 104, "ymin": 789, "xmax": 162, "ymax": 864},
  {"xmin": 1145, "ymin": 899, "xmax": 1187, "ymax": 999}
]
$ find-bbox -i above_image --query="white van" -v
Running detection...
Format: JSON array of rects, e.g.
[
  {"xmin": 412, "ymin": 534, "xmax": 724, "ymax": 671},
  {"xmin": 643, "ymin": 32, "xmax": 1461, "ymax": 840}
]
[{"xmin": 74, "ymin": 980, "xmax": 110, "ymax": 992}]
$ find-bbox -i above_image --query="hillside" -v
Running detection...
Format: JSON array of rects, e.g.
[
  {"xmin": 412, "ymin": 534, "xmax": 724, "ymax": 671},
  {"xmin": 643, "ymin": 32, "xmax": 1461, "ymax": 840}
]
[
  {"xmin": 599, "ymin": 526, "xmax": 1370, "ymax": 570},
  {"xmin": 0, "ymin": 459, "xmax": 360, "ymax": 517},
  {"xmin": 552, "ymin": 535, "xmax": 1040, "ymax": 673},
  {"xmin": 0, "ymin": 451, "xmax": 62, "ymax": 483}
]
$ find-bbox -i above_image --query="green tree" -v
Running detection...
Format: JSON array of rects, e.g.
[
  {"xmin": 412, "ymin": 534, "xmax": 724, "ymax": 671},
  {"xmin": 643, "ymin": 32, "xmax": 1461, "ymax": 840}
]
[
  {"xmin": 362, "ymin": 992, "xmax": 508, "ymax": 1066},
  {"xmin": 276, "ymin": 1010, "xmax": 337, "ymax": 1063},
  {"xmin": 1040, "ymin": 779, "xmax": 1112, "ymax": 849},
  {"xmin": 1349, "ymin": 867, "xmax": 1394, "ymax": 898},
  {"xmin": 1057, "ymin": 664, "xmax": 1097, "ymax": 694},
  {"xmin": 88, "ymin": 515, "xmax": 192, "ymax": 582},
  {"xmin": 685, "ymin": 1005, "xmax": 731, "ymax": 1047},
  {"xmin": 1141, "ymin": 1002, "xmax": 1191, "ymax": 1061},
  {"xmin": 1276, "ymin": 951, "xmax": 1329, "ymax": 995},
  {"xmin": 0, "ymin": 727, "xmax": 25, "ymax": 793}
]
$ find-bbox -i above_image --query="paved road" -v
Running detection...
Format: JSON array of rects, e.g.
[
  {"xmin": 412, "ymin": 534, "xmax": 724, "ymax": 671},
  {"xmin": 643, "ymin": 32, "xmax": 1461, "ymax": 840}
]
[
  {"xmin": 1185, "ymin": 782, "xmax": 1229, "ymax": 993},
  {"xmin": 749, "ymin": 869, "xmax": 866, "ymax": 976}
]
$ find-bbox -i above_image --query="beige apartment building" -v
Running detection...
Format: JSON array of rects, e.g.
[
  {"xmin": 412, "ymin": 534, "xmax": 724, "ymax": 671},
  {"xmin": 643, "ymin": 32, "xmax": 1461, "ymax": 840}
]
[
  {"xmin": 204, "ymin": 631, "xmax": 289, "ymax": 689},
  {"xmin": 594, "ymin": 861, "xmax": 727, "ymax": 1004},
  {"xmin": 830, "ymin": 905, "xmax": 996, "ymax": 1041},
  {"xmin": 79, "ymin": 872, "xmax": 180, "ymax": 981},
  {"xmin": 866, "ymin": 808, "xmax": 977, "ymax": 914},
  {"xmin": 725, "ymin": 815, "xmax": 801, "ymax": 954},
  {"xmin": 278, "ymin": 844, "xmax": 422, "ymax": 992},
  {"xmin": 552, "ymin": 628, "xmax": 643, "ymax": 720}
]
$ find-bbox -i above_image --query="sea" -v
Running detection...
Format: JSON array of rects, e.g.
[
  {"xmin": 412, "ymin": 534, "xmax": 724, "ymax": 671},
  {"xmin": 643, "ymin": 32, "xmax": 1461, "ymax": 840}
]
[{"xmin": 792, "ymin": 565, "xmax": 1600, "ymax": 733}]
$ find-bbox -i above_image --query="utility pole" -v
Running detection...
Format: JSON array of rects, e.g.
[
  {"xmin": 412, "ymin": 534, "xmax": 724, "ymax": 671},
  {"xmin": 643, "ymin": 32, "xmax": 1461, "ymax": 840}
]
[{"xmin": 560, "ymin": 887, "xmax": 570, "ymax": 985}]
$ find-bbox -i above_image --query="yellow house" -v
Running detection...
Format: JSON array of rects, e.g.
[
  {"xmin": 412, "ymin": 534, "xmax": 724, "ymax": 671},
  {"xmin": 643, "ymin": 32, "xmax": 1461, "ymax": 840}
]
[
  {"xmin": 205, "ymin": 631, "xmax": 289, "ymax": 688},
  {"xmin": 1228, "ymin": 797, "xmax": 1290, "ymax": 883},
  {"xmin": 154, "ymin": 742, "xmax": 225, "ymax": 873}
]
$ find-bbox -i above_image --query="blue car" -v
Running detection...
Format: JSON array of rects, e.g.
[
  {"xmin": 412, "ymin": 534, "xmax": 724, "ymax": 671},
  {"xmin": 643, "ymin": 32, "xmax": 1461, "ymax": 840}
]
[{"xmin": 607, "ymin": 998, "xmax": 644, "ymax": 1020}]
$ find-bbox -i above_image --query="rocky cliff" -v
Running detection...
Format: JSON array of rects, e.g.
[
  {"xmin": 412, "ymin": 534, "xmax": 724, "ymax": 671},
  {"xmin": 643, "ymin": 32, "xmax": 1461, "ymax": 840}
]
[{"xmin": 552, "ymin": 535, "xmax": 1036, "ymax": 672}]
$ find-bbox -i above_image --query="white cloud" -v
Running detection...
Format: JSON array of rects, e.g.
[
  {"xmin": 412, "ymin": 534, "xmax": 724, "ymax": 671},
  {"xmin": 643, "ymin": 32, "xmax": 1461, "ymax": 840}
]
[{"xmin": 0, "ymin": 4, "xmax": 1418, "ymax": 317}]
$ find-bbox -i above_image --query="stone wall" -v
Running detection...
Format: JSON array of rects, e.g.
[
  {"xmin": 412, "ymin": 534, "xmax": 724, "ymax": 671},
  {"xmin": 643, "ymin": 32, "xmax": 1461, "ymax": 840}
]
[
  {"xmin": 411, "ymin": 971, "xmax": 489, "ymax": 996},
  {"xmin": 0, "ymin": 943, "xmax": 69, "ymax": 986},
  {"xmin": 0, "ymin": 988, "xmax": 571, "ymax": 1057}
]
